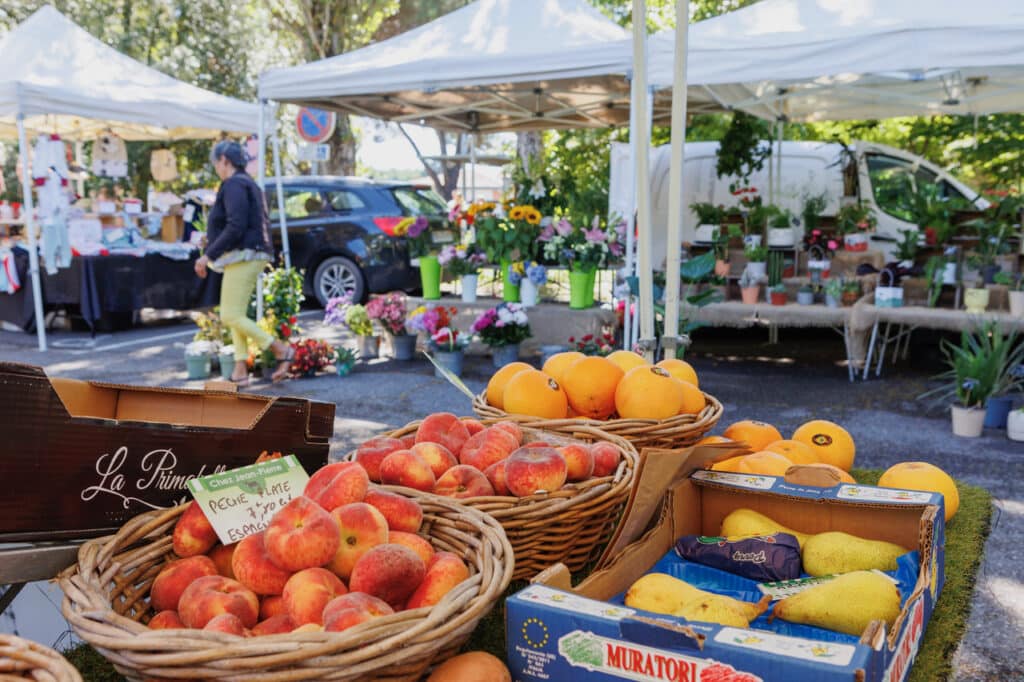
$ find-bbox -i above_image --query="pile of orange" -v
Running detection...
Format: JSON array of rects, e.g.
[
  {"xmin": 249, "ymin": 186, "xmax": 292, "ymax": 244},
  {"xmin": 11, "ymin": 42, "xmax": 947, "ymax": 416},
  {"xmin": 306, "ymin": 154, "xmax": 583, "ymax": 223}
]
[{"xmin": 484, "ymin": 352, "xmax": 707, "ymax": 421}]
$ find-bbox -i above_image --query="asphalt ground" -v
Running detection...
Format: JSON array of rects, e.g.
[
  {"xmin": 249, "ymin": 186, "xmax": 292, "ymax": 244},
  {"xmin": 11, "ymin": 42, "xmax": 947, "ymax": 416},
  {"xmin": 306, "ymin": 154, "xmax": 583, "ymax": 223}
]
[{"xmin": 0, "ymin": 314, "xmax": 1020, "ymax": 680}]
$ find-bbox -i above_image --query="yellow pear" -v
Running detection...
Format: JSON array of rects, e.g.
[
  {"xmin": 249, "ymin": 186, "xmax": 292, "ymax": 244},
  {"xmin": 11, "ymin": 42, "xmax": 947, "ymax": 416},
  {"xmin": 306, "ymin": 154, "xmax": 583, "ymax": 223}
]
[
  {"xmin": 719, "ymin": 508, "xmax": 810, "ymax": 547},
  {"xmin": 772, "ymin": 571, "xmax": 901, "ymax": 636},
  {"xmin": 802, "ymin": 531, "xmax": 909, "ymax": 577},
  {"xmin": 624, "ymin": 573, "xmax": 768, "ymax": 627}
]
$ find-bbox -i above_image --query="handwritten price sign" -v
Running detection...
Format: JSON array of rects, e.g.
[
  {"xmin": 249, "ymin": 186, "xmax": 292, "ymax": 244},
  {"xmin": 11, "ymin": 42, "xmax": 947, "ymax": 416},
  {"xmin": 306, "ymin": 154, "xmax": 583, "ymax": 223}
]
[{"xmin": 187, "ymin": 455, "xmax": 310, "ymax": 544}]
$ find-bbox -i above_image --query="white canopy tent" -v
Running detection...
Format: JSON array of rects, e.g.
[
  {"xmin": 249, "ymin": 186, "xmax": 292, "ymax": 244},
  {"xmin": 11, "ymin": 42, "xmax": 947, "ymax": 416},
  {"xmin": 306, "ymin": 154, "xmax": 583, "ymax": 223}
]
[{"xmin": 0, "ymin": 5, "xmax": 260, "ymax": 351}]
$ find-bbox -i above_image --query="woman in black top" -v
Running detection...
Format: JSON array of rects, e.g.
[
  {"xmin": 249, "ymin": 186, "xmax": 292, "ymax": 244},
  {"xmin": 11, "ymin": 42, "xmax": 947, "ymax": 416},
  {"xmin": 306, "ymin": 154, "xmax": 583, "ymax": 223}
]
[{"xmin": 195, "ymin": 141, "xmax": 292, "ymax": 383}]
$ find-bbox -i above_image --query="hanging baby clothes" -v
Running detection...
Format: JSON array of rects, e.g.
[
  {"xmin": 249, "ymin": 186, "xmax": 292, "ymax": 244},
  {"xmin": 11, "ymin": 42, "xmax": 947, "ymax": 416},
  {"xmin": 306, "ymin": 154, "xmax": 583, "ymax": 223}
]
[
  {"xmin": 0, "ymin": 248, "xmax": 21, "ymax": 294},
  {"xmin": 92, "ymin": 132, "xmax": 128, "ymax": 178},
  {"xmin": 32, "ymin": 134, "xmax": 72, "ymax": 275},
  {"xmin": 150, "ymin": 148, "xmax": 178, "ymax": 182}
]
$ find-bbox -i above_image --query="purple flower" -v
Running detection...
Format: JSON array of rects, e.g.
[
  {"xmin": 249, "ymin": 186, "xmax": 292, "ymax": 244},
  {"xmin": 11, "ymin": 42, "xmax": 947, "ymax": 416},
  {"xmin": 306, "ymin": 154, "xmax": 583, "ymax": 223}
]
[
  {"xmin": 408, "ymin": 215, "xmax": 429, "ymax": 238},
  {"xmin": 609, "ymin": 241, "xmax": 624, "ymax": 257},
  {"xmin": 555, "ymin": 218, "xmax": 574, "ymax": 237},
  {"xmin": 495, "ymin": 320, "xmax": 506, "ymax": 328},
  {"xmin": 538, "ymin": 223, "xmax": 555, "ymax": 242},
  {"xmin": 584, "ymin": 218, "xmax": 605, "ymax": 243}
]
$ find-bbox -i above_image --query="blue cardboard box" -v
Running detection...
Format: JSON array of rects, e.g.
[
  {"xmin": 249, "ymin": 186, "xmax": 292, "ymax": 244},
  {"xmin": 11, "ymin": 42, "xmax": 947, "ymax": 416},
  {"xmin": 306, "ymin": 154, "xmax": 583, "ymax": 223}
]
[{"xmin": 507, "ymin": 452, "xmax": 945, "ymax": 682}]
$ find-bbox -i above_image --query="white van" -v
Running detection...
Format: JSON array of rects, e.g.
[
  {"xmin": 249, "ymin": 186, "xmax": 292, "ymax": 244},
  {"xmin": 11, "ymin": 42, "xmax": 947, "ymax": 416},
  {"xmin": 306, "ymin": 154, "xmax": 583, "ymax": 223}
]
[{"xmin": 608, "ymin": 140, "xmax": 988, "ymax": 267}]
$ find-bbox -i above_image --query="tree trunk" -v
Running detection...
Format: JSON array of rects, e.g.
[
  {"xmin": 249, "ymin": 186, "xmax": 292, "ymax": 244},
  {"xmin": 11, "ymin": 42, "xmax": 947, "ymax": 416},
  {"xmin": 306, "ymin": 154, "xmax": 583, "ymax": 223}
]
[{"xmin": 328, "ymin": 114, "xmax": 357, "ymax": 176}]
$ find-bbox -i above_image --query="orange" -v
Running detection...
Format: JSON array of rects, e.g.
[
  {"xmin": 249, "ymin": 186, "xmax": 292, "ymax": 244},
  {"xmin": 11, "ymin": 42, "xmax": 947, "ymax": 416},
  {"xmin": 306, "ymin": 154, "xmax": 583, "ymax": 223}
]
[
  {"xmin": 502, "ymin": 369, "xmax": 568, "ymax": 420},
  {"xmin": 541, "ymin": 352, "xmax": 585, "ymax": 384},
  {"xmin": 878, "ymin": 462, "xmax": 959, "ymax": 522},
  {"xmin": 763, "ymin": 439, "xmax": 819, "ymax": 465},
  {"xmin": 697, "ymin": 435, "xmax": 732, "ymax": 445},
  {"xmin": 792, "ymin": 420, "xmax": 856, "ymax": 471},
  {"xmin": 678, "ymin": 380, "xmax": 706, "ymax": 415},
  {"xmin": 485, "ymin": 362, "xmax": 532, "ymax": 410},
  {"xmin": 710, "ymin": 455, "xmax": 746, "ymax": 472},
  {"xmin": 614, "ymin": 366, "xmax": 686, "ymax": 420},
  {"xmin": 606, "ymin": 350, "xmax": 648, "ymax": 374},
  {"xmin": 735, "ymin": 451, "xmax": 793, "ymax": 476},
  {"xmin": 656, "ymin": 358, "xmax": 699, "ymax": 388},
  {"xmin": 560, "ymin": 356, "xmax": 624, "ymax": 420},
  {"xmin": 722, "ymin": 420, "xmax": 783, "ymax": 451}
]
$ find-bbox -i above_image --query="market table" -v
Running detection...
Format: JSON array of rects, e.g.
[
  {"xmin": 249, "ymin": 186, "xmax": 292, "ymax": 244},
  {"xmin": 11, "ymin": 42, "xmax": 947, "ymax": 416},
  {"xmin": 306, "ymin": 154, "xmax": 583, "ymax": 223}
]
[
  {"xmin": 405, "ymin": 296, "xmax": 617, "ymax": 357},
  {"xmin": 0, "ymin": 248, "xmax": 220, "ymax": 332}
]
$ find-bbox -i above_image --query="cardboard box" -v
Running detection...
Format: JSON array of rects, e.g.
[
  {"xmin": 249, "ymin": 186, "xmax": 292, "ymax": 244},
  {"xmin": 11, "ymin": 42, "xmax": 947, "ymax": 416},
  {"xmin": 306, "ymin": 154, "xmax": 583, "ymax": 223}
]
[
  {"xmin": 0, "ymin": 363, "xmax": 333, "ymax": 542},
  {"xmin": 161, "ymin": 214, "xmax": 184, "ymax": 243},
  {"xmin": 507, "ymin": 447, "xmax": 945, "ymax": 682}
]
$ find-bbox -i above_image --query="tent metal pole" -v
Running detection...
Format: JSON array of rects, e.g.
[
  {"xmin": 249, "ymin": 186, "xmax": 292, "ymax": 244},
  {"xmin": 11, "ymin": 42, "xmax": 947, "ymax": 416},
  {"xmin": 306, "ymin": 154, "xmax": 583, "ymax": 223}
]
[
  {"xmin": 633, "ymin": 0, "xmax": 655, "ymax": 363},
  {"xmin": 74, "ymin": 141, "xmax": 85, "ymax": 199},
  {"xmin": 270, "ymin": 121, "xmax": 291, "ymax": 270},
  {"xmin": 662, "ymin": 0, "xmax": 691, "ymax": 361},
  {"xmin": 470, "ymin": 133, "xmax": 477, "ymax": 202},
  {"xmin": 256, "ymin": 99, "xmax": 266, "ymax": 190},
  {"xmin": 622, "ymin": 73, "xmax": 637, "ymax": 352},
  {"xmin": 775, "ymin": 120, "xmax": 783, "ymax": 207},
  {"xmin": 16, "ymin": 111, "xmax": 47, "ymax": 352}
]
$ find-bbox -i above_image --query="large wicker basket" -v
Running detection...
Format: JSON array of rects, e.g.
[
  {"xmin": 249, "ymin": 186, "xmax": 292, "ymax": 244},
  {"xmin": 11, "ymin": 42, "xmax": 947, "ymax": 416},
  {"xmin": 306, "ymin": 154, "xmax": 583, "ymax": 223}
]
[
  {"xmin": 347, "ymin": 418, "xmax": 638, "ymax": 581},
  {"xmin": 59, "ymin": 491, "xmax": 513, "ymax": 682},
  {"xmin": 0, "ymin": 634, "xmax": 82, "ymax": 681},
  {"xmin": 473, "ymin": 390, "xmax": 724, "ymax": 450}
]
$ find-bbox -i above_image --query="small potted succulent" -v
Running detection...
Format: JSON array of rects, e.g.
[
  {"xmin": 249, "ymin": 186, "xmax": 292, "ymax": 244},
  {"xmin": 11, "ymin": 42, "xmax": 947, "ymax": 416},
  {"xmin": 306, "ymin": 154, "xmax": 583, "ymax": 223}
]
[
  {"xmin": 797, "ymin": 284, "xmax": 815, "ymax": 306},
  {"xmin": 769, "ymin": 283, "xmax": 787, "ymax": 306},
  {"xmin": 835, "ymin": 201, "xmax": 876, "ymax": 252},
  {"xmin": 334, "ymin": 347, "xmax": 357, "ymax": 377},
  {"xmin": 744, "ymin": 244, "xmax": 768, "ymax": 280},
  {"xmin": 841, "ymin": 279, "xmax": 862, "ymax": 306},
  {"xmin": 824, "ymin": 279, "xmax": 842, "ymax": 308},
  {"xmin": 739, "ymin": 269, "xmax": 760, "ymax": 304},
  {"xmin": 994, "ymin": 272, "xmax": 1024, "ymax": 317}
]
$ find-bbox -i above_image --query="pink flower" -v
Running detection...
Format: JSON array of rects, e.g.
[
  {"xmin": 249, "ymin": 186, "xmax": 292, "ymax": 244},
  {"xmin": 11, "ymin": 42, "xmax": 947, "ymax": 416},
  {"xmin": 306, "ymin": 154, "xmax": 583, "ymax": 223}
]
[
  {"xmin": 827, "ymin": 239, "xmax": 838, "ymax": 250},
  {"xmin": 555, "ymin": 218, "xmax": 574, "ymax": 237},
  {"xmin": 538, "ymin": 223, "xmax": 555, "ymax": 241},
  {"xmin": 583, "ymin": 224, "xmax": 606, "ymax": 243}
]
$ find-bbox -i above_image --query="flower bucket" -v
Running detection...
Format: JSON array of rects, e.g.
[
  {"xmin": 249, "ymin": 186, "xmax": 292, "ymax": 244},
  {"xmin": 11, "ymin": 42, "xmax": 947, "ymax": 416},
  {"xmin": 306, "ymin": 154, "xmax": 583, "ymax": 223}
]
[
  {"xmin": 218, "ymin": 350, "xmax": 236, "ymax": 379},
  {"xmin": 520, "ymin": 278, "xmax": 539, "ymax": 307},
  {"xmin": 1009, "ymin": 290, "xmax": 1024, "ymax": 317},
  {"xmin": 951, "ymin": 404, "xmax": 986, "ymax": 437},
  {"xmin": 984, "ymin": 396, "xmax": 1014, "ymax": 429},
  {"xmin": 767, "ymin": 227, "xmax": 794, "ymax": 247},
  {"xmin": 743, "ymin": 234, "xmax": 762, "ymax": 248},
  {"xmin": 419, "ymin": 254, "xmax": 442, "ymax": 300},
  {"xmin": 461, "ymin": 273, "xmax": 479, "ymax": 302},
  {"xmin": 569, "ymin": 268, "xmax": 595, "ymax": 309},
  {"xmin": 844, "ymin": 233, "xmax": 869, "ymax": 252},
  {"xmin": 1008, "ymin": 409, "xmax": 1024, "ymax": 441},
  {"xmin": 492, "ymin": 343, "xmax": 520, "ymax": 368},
  {"xmin": 740, "ymin": 286, "xmax": 759, "ymax": 304},
  {"xmin": 185, "ymin": 353, "xmax": 210, "ymax": 380},
  {"xmin": 358, "ymin": 335, "xmax": 380, "ymax": 360},
  {"xmin": 390, "ymin": 333, "xmax": 417, "ymax": 361},
  {"xmin": 964, "ymin": 288, "xmax": 989, "ymax": 314},
  {"xmin": 434, "ymin": 349, "xmax": 465, "ymax": 378},
  {"xmin": 501, "ymin": 260, "xmax": 520, "ymax": 302},
  {"xmin": 797, "ymin": 290, "xmax": 815, "ymax": 305}
]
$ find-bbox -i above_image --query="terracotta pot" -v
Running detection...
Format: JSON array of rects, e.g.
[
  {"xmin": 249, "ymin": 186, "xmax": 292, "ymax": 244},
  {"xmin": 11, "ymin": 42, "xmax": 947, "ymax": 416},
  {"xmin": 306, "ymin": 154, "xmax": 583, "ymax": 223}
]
[
  {"xmin": 740, "ymin": 286, "xmax": 759, "ymax": 304},
  {"xmin": 770, "ymin": 291, "xmax": 788, "ymax": 306},
  {"xmin": 714, "ymin": 259, "xmax": 730, "ymax": 277}
]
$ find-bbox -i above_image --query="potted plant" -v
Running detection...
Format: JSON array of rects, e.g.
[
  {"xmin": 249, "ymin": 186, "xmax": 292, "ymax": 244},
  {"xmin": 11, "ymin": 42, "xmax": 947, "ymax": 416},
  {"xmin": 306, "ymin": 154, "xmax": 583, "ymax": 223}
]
[
  {"xmin": 712, "ymin": 227, "xmax": 733, "ymax": 277},
  {"xmin": 540, "ymin": 215, "xmax": 621, "ymax": 309},
  {"xmin": 796, "ymin": 284, "xmax": 815, "ymax": 306},
  {"xmin": 1009, "ymin": 407, "xmax": 1024, "ymax": 442},
  {"xmin": 290, "ymin": 338, "xmax": 336, "ymax": 378},
  {"xmin": 184, "ymin": 340, "xmax": 214, "ymax": 380},
  {"xmin": 744, "ymin": 244, "xmax": 768, "ymax": 280},
  {"xmin": 728, "ymin": 186, "xmax": 766, "ymax": 247},
  {"xmin": 690, "ymin": 201, "xmax": 725, "ymax": 243},
  {"xmin": 476, "ymin": 204, "xmax": 541, "ymax": 302},
  {"xmin": 835, "ymin": 201, "xmax": 876, "ymax": 252},
  {"xmin": 397, "ymin": 215, "xmax": 443, "ymax": 300},
  {"xmin": 766, "ymin": 208, "xmax": 795, "ymax": 247},
  {"xmin": 920, "ymin": 322, "xmax": 1024, "ymax": 437},
  {"xmin": 802, "ymin": 231, "xmax": 836, "ymax": 283},
  {"xmin": 994, "ymin": 272, "xmax": 1024, "ymax": 316},
  {"xmin": 894, "ymin": 229, "xmax": 922, "ymax": 269},
  {"xmin": 769, "ymin": 283, "xmax": 787, "ymax": 306},
  {"xmin": 963, "ymin": 213, "xmax": 1012, "ymax": 285},
  {"xmin": 874, "ymin": 268, "xmax": 904, "ymax": 309},
  {"xmin": 801, "ymin": 193, "xmax": 829, "ymax": 238},
  {"xmin": 472, "ymin": 302, "xmax": 531, "ymax": 368},
  {"xmin": 191, "ymin": 309, "xmax": 233, "ymax": 376},
  {"xmin": 963, "ymin": 268, "xmax": 990, "ymax": 314},
  {"xmin": 334, "ymin": 346, "xmax": 357, "ymax": 377},
  {"xmin": 427, "ymin": 321, "xmax": 470, "ymax": 379},
  {"xmin": 568, "ymin": 332, "xmax": 617, "ymax": 357},
  {"xmin": 923, "ymin": 256, "xmax": 946, "ymax": 308},
  {"xmin": 841, "ymin": 279, "xmax": 862, "ymax": 306},
  {"xmin": 739, "ymin": 269, "xmax": 760, "ymax": 304},
  {"xmin": 439, "ymin": 244, "xmax": 486, "ymax": 303},
  {"xmin": 824, "ymin": 279, "xmax": 842, "ymax": 308},
  {"xmin": 366, "ymin": 292, "xmax": 413, "ymax": 360},
  {"xmin": 519, "ymin": 262, "xmax": 547, "ymax": 307},
  {"xmin": 325, "ymin": 296, "xmax": 377, "ymax": 359}
]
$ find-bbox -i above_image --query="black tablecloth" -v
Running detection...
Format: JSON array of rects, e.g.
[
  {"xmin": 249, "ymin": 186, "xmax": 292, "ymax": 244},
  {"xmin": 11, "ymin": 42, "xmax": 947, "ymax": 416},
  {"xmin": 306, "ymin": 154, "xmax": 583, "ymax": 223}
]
[{"xmin": 0, "ymin": 248, "xmax": 221, "ymax": 330}]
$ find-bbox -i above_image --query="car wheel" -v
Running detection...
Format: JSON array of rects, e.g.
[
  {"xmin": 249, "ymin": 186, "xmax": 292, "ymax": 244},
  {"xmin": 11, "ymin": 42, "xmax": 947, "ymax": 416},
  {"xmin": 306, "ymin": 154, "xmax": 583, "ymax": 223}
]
[{"xmin": 313, "ymin": 256, "xmax": 365, "ymax": 306}]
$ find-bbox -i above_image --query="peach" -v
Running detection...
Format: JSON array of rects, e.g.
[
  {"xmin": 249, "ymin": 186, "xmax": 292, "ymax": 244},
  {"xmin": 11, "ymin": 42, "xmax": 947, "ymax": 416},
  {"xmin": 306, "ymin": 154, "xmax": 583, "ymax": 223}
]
[
  {"xmin": 523, "ymin": 441, "xmax": 553, "ymax": 449},
  {"xmin": 292, "ymin": 623, "xmax": 324, "ymax": 633},
  {"xmin": 322, "ymin": 592, "xmax": 394, "ymax": 633},
  {"xmin": 232, "ymin": 532, "xmax": 292, "ymax": 595},
  {"xmin": 349, "ymin": 544, "xmax": 426, "ymax": 609},
  {"xmin": 400, "ymin": 434, "xmax": 417, "ymax": 449},
  {"xmin": 355, "ymin": 437, "xmax": 407, "ymax": 482},
  {"xmin": 491, "ymin": 421, "xmax": 523, "ymax": 445},
  {"xmin": 406, "ymin": 552, "xmax": 470, "ymax": 610},
  {"xmin": 282, "ymin": 567, "xmax": 347, "ymax": 626},
  {"xmin": 305, "ymin": 462, "xmax": 369, "ymax": 511},
  {"xmin": 460, "ymin": 418, "xmax": 486, "ymax": 436},
  {"xmin": 172, "ymin": 501, "xmax": 218, "ymax": 557},
  {"xmin": 415, "ymin": 413, "xmax": 471, "ymax": 455},
  {"xmin": 178, "ymin": 575, "xmax": 259, "ymax": 629},
  {"xmin": 389, "ymin": 531, "xmax": 435, "ymax": 566},
  {"xmin": 148, "ymin": 610, "xmax": 185, "ymax": 630},
  {"xmin": 364, "ymin": 488, "xmax": 423, "ymax": 533},
  {"xmin": 590, "ymin": 442, "xmax": 623, "ymax": 478},
  {"xmin": 208, "ymin": 543, "xmax": 237, "ymax": 579},
  {"xmin": 259, "ymin": 595, "xmax": 286, "ymax": 620},
  {"xmin": 434, "ymin": 465, "xmax": 494, "ymax": 499},
  {"xmin": 150, "ymin": 555, "xmax": 218, "ymax": 613},
  {"xmin": 505, "ymin": 447, "xmax": 568, "ymax": 497},
  {"xmin": 264, "ymin": 496, "xmax": 340, "ymax": 573},
  {"xmin": 459, "ymin": 428, "xmax": 517, "ymax": 471},
  {"xmin": 411, "ymin": 442, "xmax": 458, "ymax": 479},
  {"xmin": 327, "ymin": 503, "xmax": 389, "ymax": 579},
  {"xmin": 558, "ymin": 444, "xmax": 595, "ymax": 482},
  {"xmin": 483, "ymin": 460, "xmax": 510, "ymax": 496},
  {"xmin": 203, "ymin": 613, "xmax": 246, "ymax": 636},
  {"xmin": 379, "ymin": 450, "xmax": 436, "ymax": 491},
  {"xmin": 251, "ymin": 614, "xmax": 297, "ymax": 636}
]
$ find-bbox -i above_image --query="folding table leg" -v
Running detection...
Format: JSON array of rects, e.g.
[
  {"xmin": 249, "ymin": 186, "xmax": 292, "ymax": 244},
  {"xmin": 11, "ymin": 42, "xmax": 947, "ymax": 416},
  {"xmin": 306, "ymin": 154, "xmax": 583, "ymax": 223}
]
[
  {"xmin": 863, "ymin": 321, "xmax": 879, "ymax": 381},
  {"xmin": 901, "ymin": 325, "xmax": 913, "ymax": 360},
  {"xmin": 876, "ymin": 321, "xmax": 891, "ymax": 377}
]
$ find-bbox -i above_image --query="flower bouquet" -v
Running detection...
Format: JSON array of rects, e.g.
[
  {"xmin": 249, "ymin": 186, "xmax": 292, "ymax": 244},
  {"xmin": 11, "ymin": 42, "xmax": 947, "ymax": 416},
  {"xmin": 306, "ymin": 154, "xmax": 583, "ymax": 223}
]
[
  {"xmin": 473, "ymin": 302, "xmax": 531, "ymax": 367},
  {"xmin": 367, "ymin": 291, "xmax": 416, "ymax": 359},
  {"xmin": 439, "ymin": 244, "xmax": 487, "ymax": 302},
  {"xmin": 541, "ymin": 216, "xmax": 623, "ymax": 308},
  {"xmin": 476, "ymin": 204, "xmax": 542, "ymax": 301},
  {"xmin": 408, "ymin": 304, "xmax": 468, "ymax": 377},
  {"xmin": 518, "ymin": 261, "xmax": 547, "ymax": 306},
  {"xmin": 289, "ymin": 338, "xmax": 336, "ymax": 378},
  {"xmin": 326, "ymin": 296, "xmax": 378, "ymax": 359},
  {"xmin": 568, "ymin": 332, "xmax": 617, "ymax": 356},
  {"xmin": 396, "ymin": 215, "xmax": 445, "ymax": 299}
]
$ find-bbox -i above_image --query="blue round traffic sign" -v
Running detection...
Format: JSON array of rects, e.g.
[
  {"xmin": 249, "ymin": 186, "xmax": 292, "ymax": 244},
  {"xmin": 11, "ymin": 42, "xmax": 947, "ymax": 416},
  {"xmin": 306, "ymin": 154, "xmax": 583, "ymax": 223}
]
[{"xmin": 295, "ymin": 107, "xmax": 337, "ymax": 144}]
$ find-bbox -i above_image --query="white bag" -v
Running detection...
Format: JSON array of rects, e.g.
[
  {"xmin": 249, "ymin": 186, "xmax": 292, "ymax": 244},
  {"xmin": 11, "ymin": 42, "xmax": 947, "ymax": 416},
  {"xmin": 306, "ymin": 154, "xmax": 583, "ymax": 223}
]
[
  {"xmin": 92, "ymin": 133, "xmax": 128, "ymax": 178},
  {"xmin": 150, "ymin": 149, "xmax": 178, "ymax": 182},
  {"xmin": 874, "ymin": 269, "xmax": 904, "ymax": 308}
]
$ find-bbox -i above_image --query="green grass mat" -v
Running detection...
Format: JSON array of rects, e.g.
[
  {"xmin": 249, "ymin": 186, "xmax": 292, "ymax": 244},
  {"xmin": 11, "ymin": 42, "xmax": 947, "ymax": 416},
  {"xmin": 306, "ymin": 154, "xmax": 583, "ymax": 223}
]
[{"xmin": 63, "ymin": 470, "xmax": 992, "ymax": 681}]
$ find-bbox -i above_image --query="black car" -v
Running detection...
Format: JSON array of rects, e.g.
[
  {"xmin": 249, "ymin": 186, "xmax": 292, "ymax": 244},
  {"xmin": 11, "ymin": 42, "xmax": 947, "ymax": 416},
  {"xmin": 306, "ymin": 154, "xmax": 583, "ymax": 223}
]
[{"xmin": 265, "ymin": 176, "xmax": 449, "ymax": 305}]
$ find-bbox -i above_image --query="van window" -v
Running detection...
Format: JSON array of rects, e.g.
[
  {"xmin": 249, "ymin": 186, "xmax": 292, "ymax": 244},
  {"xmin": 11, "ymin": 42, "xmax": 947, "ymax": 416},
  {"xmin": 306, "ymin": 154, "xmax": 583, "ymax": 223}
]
[
  {"xmin": 325, "ymin": 190, "xmax": 367, "ymax": 212},
  {"xmin": 866, "ymin": 154, "xmax": 917, "ymax": 222}
]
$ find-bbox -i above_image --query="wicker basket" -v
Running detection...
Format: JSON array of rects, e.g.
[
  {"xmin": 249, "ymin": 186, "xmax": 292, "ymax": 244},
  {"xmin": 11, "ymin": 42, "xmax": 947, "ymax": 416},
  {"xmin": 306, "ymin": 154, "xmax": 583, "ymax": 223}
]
[
  {"xmin": 59, "ymin": 492, "xmax": 513, "ymax": 682},
  {"xmin": 472, "ymin": 390, "xmax": 724, "ymax": 450},
  {"xmin": 0, "ymin": 634, "xmax": 82, "ymax": 681},
  {"xmin": 347, "ymin": 418, "xmax": 638, "ymax": 581}
]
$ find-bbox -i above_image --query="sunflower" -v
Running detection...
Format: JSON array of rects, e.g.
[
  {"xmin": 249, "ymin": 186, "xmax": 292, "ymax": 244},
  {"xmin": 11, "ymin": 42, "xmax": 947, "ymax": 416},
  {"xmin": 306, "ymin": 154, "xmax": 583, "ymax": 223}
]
[
  {"xmin": 524, "ymin": 208, "xmax": 542, "ymax": 225},
  {"xmin": 509, "ymin": 206, "xmax": 525, "ymax": 220},
  {"xmin": 393, "ymin": 217, "xmax": 415, "ymax": 236}
]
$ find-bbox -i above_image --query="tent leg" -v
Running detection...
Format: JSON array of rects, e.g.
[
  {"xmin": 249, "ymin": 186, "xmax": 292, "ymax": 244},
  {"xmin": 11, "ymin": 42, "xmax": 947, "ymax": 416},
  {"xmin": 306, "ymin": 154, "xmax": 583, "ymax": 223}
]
[
  {"xmin": 623, "ymin": 76, "xmax": 637, "ymax": 352},
  {"xmin": 632, "ymin": 0, "xmax": 656, "ymax": 363},
  {"xmin": 270, "ymin": 125, "xmax": 291, "ymax": 270},
  {"xmin": 775, "ymin": 120, "xmax": 783, "ymax": 203},
  {"xmin": 257, "ymin": 99, "xmax": 267, "ymax": 189},
  {"xmin": 661, "ymin": 0, "xmax": 691, "ymax": 361},
  {"xmin": 469, "ymin": 133, "xmax": 477, "ymax": 202},
  {"xmin": 17, "ymin": 113, "xmax": 47, "ymax": 352}
]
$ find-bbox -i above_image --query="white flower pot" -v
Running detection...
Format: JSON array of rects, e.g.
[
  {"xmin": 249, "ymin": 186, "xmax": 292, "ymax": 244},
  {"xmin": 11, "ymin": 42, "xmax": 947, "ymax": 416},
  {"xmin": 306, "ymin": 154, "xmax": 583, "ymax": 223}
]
[
  {"xmin": 964, "ymin": 288, "xmax": 989, "ymax": 314},
  {"xmin": 745, "ymin": 261, "xmax": 767, "ymax": 280},
  {"xmin": 695, "ymin": 224, "xmax": 717, "ymax": 243},
  {"xmin": 1009, "ymin": 290, "xmax": 1024, "ymax": 317},
  {"xmin": 1008, "ymin": 409, "xmax": 1024, "ymax": 441},
  {"xmin": 743, "ymin": 234, "xmax": 762, "ymax": 248},
  {"xmin": 844, "ymin": 233, "xmax": 869, "ymax": 251},
  {"xmin": 942, "ymin": 262, "xmax": 958, "ymax": 285},
  {"xmin": 767, "ymin": 227, "xmax": 795, "ymax": 247},
  {"xmin": 519, "ymin": 278, "xmax": 538, "ymax": 307},
  {"xmin": 461, "ymin": 274, "xmax": 478, "ymax": 302},
  {"xmin": 951, "ymin": 404, "xmax": 986, "ymax": 438}
]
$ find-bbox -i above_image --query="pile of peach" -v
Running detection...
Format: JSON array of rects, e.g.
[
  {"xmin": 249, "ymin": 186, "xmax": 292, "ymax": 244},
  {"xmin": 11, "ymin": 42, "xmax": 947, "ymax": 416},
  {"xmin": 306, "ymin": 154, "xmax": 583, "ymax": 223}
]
[
  {"xmin": 353, "ymin": 413, "xmax": 624, "ymax": 498},
  {"xmin": 149, "ymin": 463, "xmax": 468, "ymax": 637}
]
